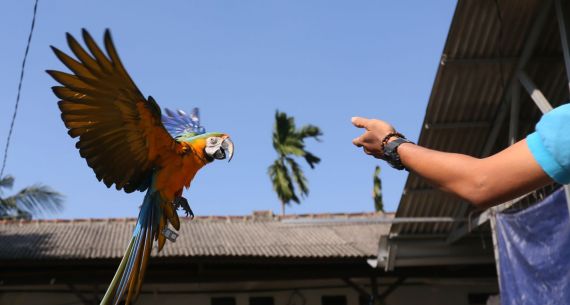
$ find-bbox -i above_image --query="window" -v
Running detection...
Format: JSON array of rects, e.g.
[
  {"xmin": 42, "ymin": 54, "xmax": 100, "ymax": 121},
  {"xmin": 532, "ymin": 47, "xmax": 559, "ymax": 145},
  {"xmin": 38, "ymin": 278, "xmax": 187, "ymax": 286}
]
[
  {"xmin": 321, "ymin": 295, "xmax": 347, "ymax": 305},
  {"xmin": 211, "ymin": 297, "xmax": 236, "ymax": 305},
  {"xmin": 249, "ymin": 296, "xmax": 275, "ymax": 305}
]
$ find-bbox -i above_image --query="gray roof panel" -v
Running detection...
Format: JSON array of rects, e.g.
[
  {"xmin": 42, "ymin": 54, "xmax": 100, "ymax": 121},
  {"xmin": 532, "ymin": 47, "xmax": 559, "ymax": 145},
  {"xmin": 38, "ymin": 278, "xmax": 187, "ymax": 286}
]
[{"xmin": 0, "ymin": 213, "xmax": 390, "ymax": 260}]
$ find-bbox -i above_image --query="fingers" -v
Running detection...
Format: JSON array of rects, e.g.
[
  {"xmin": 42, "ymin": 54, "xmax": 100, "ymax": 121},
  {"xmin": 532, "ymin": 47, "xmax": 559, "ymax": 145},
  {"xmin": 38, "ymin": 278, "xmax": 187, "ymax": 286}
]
[
  {"xmin": 352, "ymin": 117, "xmax": 368, "ymax": 147},
  {"xmin": 352, "ymin": 136, "xmax": 363, "ymax": 147},
  {"xmin": 351, "ymin": 117, "xmax": 370, "ymax": 129},
  {"xmin": 352, "ymin": 117, "xmax": 393, "ymax": 159}
]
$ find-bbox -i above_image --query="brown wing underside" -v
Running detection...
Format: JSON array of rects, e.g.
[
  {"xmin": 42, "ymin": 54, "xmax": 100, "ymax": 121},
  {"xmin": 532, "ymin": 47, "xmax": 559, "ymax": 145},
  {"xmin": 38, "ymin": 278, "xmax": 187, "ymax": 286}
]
[{"xmin": 48, "ymin": 29, "xmax": 181, "ymax": 193}]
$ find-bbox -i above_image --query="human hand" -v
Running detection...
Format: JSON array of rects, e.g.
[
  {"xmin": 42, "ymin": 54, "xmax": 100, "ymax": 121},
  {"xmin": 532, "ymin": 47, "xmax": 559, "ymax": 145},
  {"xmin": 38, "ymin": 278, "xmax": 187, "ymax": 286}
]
[{"xmin": 351, "ymin": 117, "xmax": 396, "ymax": 158}]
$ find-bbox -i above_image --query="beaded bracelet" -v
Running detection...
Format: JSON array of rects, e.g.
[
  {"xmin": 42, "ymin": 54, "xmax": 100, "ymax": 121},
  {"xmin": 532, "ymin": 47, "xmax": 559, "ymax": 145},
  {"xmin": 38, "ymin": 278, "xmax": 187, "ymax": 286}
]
[{"xmin": 380, "ymin": 132, "xmax": 406, "ymax": 152}]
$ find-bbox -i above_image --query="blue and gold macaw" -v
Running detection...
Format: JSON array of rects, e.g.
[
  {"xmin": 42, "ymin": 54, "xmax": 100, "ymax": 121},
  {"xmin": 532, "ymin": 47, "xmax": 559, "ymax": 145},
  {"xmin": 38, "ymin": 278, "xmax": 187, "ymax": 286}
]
[{"xmin": 47, "ymin": 29, "xmax": 234, "ymax": 305}]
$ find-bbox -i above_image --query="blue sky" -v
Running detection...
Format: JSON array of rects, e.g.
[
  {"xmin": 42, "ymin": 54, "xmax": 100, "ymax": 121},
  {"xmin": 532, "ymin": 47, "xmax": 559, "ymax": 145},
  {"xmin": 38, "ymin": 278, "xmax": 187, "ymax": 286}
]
[{"xmin": 0, "ymin": 1, "xmax": 456, "ymax": 219}]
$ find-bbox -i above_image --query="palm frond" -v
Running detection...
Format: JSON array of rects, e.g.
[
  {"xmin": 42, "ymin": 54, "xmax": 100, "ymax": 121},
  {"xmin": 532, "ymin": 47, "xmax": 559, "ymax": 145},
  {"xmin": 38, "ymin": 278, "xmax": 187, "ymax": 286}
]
[
  {"xmin": 0, "ymin": 197, "xmax": 18, "ymax": 216},
  {"xmin": 0, "ymin": 175, "xmax": 15, "ymax": 194},
  {"xmin": 281, "ymin": 144, "xmax": 306, "ymax": 157},
  {"xmin": 273, "ymin": 111, "xmax": 295, "ymax": 151},
  {"xmin": 5, "ymin": 184, "xmax": 64, "ymax": 216},
  {"xmin": 298, "ymin": 125, "xmax": 322, "ymax": 141},
  {"xmin": 303, "ymin": 152, "xmax": 321, "ymax": 169},
  {"xmin": 286, "ymin": 157, "xmax": 309, "ymax": 197},
  {"xmin": 268, "ymin": 160, "xmax": 299, "ymax": 205},
  {"xmin": 16, "ymin": 210, "xmax": 32, "ymax": 220}
]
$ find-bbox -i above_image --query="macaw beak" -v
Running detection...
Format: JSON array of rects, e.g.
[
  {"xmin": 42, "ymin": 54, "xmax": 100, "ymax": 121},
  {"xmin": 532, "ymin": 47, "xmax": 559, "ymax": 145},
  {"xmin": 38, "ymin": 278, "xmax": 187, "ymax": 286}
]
[{"xmin": 222, "ymin": 137, "xmax": 234, "ymax": 162}]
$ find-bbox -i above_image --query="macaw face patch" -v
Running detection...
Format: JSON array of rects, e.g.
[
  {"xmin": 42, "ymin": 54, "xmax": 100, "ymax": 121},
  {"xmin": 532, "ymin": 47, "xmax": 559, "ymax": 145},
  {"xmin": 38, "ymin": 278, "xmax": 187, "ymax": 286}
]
[{"xmin": 205, "ymin": 137, "xmax": 234, "ymax": 161}]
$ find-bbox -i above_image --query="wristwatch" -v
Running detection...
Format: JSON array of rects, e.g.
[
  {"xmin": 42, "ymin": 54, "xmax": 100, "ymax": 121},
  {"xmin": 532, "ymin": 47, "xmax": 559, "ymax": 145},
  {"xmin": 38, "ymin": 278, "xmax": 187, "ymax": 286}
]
[{"xmin": 383, "ymin": 137, "xmax": 413, "ymax": 170}]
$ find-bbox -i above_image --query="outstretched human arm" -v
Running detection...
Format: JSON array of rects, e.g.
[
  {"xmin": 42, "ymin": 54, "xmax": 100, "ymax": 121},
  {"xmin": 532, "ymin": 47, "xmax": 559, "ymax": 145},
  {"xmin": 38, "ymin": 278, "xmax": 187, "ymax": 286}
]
[{"xmin": 351, "ymin": 117, "xmax": 553, "ymax": 209}]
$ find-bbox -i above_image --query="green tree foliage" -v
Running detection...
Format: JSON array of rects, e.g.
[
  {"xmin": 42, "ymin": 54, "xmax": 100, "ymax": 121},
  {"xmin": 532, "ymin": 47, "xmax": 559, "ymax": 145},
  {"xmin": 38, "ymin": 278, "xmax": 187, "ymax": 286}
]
[
  {"xmin": 268, "ymin": 111, "xmax": 322, "ymax": 215},
  {"xmin": 0, "ymin": 175, "xmax": 64, "ymax": 219},
  {"xmin": 373, "ymin": 166, "xmax": 384, "ymax": 212}
]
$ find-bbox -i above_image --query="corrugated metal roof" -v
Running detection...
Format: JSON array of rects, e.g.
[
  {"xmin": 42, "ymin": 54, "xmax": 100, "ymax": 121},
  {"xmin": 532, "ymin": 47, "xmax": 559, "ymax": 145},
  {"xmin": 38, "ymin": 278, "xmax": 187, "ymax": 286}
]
[
  {"xmin": 0, "ymin": 213, "xmax": 390, "ymax": 260},
  {"xmin": 393, "ymin": 0, "xmax": 568, "ymax": 236}
]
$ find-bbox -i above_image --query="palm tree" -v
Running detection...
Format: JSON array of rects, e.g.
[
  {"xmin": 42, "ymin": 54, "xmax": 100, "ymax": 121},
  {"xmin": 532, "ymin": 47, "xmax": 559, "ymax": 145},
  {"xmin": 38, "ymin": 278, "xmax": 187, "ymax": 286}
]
[
  {"xmin": 0, "ymin": 175, "xmax": 64, "ymax": 219},
  {"xmin": 373, "ymin": 166, "xmax": 384, "ymax": 212},
  {"xmin": 268, "ymin": 111, "xmax": 322, "ymax": 215}
]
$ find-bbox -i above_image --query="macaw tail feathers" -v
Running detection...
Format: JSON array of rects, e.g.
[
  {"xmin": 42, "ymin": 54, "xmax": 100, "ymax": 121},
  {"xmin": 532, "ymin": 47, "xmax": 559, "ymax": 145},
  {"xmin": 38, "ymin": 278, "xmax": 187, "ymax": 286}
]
[{"xmin": 100, "ymin": 191, "xmax": 161, "ymax": 305}]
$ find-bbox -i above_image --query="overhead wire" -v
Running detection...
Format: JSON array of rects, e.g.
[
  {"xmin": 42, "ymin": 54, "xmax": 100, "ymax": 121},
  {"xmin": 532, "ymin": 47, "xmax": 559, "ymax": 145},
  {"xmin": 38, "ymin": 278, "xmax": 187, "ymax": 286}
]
[{"xmin": 0, "ymin": 0, "xmax": 40, "ymax": 178}]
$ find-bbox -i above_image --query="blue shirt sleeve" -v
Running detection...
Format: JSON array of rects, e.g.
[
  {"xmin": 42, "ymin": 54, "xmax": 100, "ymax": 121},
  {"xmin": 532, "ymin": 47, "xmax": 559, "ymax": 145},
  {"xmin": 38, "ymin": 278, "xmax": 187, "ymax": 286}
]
[{"xmin": 526, "ymin": 103, "xmax": 570, "ymax": 184}]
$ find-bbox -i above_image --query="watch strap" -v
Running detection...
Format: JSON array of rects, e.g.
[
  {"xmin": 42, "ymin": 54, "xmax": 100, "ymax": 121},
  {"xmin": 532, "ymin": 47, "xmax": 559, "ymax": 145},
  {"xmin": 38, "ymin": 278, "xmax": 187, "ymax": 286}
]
[{"xmin": 383, "ymin": 137, "xmax": 413, "ymax": 170}]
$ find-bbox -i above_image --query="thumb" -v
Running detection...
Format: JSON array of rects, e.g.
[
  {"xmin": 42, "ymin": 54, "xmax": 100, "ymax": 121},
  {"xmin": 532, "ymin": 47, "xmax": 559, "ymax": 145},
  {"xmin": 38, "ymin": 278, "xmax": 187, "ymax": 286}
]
[{"xmin": 351, "ymin": 116, "xmax": 370, "ymax": 129}]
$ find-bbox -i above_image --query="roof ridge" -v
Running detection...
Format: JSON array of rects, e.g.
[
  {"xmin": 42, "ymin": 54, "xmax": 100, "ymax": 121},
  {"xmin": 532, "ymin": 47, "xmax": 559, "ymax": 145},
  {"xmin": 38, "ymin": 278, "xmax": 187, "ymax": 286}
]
[{"xmin": 0, "ymin": 211, "xmax": 392, "ymax": 225}]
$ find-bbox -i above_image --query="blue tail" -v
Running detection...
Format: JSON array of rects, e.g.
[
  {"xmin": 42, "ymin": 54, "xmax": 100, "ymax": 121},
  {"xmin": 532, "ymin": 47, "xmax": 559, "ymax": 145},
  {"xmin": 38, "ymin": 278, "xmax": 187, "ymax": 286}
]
[{"xmin": 100, "ymin": 189, "xmax": 161, "ymax": 305}]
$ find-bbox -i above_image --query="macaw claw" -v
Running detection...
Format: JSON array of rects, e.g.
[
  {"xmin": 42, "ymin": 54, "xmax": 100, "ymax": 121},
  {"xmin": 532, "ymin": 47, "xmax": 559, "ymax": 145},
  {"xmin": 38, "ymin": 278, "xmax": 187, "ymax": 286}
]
[{"xmin": 173, "ymin": 196, "xmax": 194, "ymax": 219}]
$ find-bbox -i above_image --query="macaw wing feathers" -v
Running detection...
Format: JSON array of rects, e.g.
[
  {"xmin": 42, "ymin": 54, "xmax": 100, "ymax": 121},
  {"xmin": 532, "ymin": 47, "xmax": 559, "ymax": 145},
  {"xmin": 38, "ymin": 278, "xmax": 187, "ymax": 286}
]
[
  {"xmin": 162, "ymin": 107, "xmax": 206, "ymax": 138},
  {"xmin": 48, "ymin": 29, "xmax": 181, "ymax": 193}
]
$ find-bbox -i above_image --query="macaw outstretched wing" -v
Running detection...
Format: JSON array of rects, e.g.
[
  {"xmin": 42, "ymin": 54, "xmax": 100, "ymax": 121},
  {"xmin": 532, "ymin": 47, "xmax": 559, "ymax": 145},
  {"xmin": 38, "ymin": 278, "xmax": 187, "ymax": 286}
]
[
  {"xmin": 162, "ymin": 107, "xmax": 206, "ymax": 138},
  {"xmin": 47, "ymin": 29, "xmax": 183, "ymax": 193}
]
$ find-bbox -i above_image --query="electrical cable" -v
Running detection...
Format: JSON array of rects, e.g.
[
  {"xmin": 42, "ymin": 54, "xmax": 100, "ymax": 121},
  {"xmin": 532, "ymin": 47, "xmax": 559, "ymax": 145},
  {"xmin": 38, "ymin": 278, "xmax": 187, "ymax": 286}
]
[{"xmin": 0, "ymin": 0, "xmax": 40, "ymax": 178}]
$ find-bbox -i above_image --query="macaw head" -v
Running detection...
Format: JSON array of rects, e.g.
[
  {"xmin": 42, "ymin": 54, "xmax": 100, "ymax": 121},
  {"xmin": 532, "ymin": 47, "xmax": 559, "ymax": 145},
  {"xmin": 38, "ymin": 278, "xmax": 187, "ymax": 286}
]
[{"xmin": 184, "ymin": 132, "xmax": 234, "ymax": 162}]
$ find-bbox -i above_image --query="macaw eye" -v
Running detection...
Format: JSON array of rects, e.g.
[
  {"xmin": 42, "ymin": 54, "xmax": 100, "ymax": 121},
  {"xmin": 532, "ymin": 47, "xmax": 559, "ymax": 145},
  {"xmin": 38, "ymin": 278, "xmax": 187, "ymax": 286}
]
[{"xmin": 209, "ymin": 137, "xmax": 218, "ymax": 144}]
